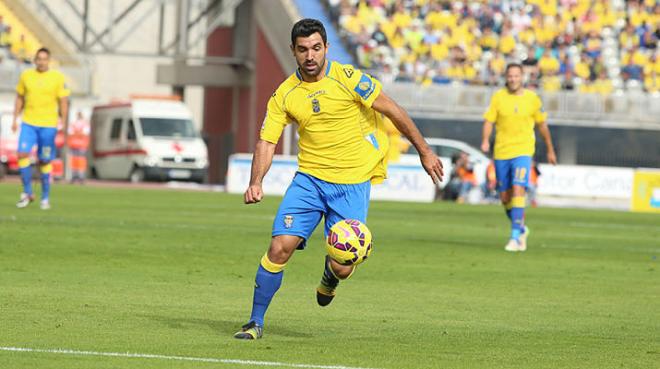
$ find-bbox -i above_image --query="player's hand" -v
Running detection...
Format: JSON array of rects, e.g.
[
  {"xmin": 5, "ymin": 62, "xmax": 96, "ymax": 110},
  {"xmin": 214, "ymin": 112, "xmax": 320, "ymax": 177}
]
[
  {"xmin": 481, "ymin": 141, "xmax": 490, "ymax": 153},
  {"xmin": 547, "ymin": 150, "xmax": 557, "ymax": 165},
  {"xmin": 420, "ymin": 150, "xmax": 443, "ymax": 185},
  {"xmin": 11, "ymin": 120, "xmax": 18, "ymax": 133},
  {"xmin": 244, "ymin": 184, "xmax": 264, "ymax": 204}
]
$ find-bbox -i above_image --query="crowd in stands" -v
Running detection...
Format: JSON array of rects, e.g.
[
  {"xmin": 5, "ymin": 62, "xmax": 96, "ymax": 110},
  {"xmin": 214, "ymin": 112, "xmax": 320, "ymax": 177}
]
[
  {"xmin": 326, "ymin": 0, "xmax": 660, "ymax": 94},
  {"xmin": 0, "ymin": 14, "xmax": 38, "ymax": 65}
]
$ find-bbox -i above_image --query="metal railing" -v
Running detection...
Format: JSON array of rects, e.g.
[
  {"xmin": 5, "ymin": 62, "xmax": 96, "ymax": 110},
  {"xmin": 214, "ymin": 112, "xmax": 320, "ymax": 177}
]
[{"xmin": 383, "ymin": 82, "xmax": 660, "ymax": 129}]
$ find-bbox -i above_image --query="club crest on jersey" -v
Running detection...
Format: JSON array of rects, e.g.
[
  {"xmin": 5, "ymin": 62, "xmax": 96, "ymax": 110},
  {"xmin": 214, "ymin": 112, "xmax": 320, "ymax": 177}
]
[
  {"xmin": 284, "ymin": 215, "xmax": 294, "ymax": 228},
  {"xmin": 311, "ymin": 98, "xmax": 320, "ymax": 113}
]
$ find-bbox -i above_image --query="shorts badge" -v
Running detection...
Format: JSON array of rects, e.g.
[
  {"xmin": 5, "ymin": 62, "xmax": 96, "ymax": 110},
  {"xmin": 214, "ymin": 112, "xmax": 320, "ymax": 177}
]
[{"xmin": 284, "ymin": 215, "xmax": 294, "ymax": 229}]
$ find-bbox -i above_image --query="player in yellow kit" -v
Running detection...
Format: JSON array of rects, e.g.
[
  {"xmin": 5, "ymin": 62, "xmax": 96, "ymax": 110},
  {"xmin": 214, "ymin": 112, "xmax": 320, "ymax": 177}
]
[
  {"xmin": 234, "ymin": 19, "xmax": 443, "ymax": 340},
  {"xmin": 12, "ymin": 47, "xmax": 70, "ymax": 210},
  {"xmin": 481, "ymin": 63, "xmax": 556, "ymax": 252}
]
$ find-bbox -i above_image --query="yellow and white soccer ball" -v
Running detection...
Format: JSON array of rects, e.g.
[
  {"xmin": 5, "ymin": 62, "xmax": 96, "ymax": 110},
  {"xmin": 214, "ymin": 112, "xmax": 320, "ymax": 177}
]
[{"xmin": 326, "ymin": 219, "xmax": 373, "ymax": 266}]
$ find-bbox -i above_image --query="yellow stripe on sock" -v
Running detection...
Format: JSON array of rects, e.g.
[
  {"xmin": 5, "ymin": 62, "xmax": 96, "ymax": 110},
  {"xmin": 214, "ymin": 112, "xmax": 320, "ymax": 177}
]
[
  {"xmin": 40, "ymin": 163, "xmax": 53, "ymax": 174},
  {"xmin": 18, "ymin": 157, "xmax": 31, "ymax": 168},
  {"xmin": 511, "ymin": 196, "xmax": 526, "ymax": 208},
  {"xmin": 260, "ymin": 253, "xmax": 285, "ymax": 273}
]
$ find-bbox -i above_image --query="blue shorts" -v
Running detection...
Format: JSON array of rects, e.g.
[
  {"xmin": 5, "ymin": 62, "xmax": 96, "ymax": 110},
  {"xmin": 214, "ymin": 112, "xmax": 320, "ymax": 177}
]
[
  {"xmin": 273, "ymin": 172, "xmax": 371, "ymax": 249},
  {"xmin": 17, "ymin": 122, "xmax": 57, "ymax": 162},
  {"xmin": 494, "ymin": 156, "xmax": 532, "ymax": 192}
]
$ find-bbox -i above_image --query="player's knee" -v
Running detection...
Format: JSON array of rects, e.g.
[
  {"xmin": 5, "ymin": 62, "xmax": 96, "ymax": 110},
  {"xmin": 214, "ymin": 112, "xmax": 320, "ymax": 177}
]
[{"xmin": 267, "ymin": 236, "xmax": 299, "ymax": 264}]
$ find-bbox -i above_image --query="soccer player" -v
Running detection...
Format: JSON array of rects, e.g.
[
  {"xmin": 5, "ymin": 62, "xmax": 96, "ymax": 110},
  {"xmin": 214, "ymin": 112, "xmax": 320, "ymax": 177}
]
[
  {"xmin": 234, "ymin": 19, "xmax": 443, "ymax": 340},
  {"xmin": 481, "ymin": 63, "xmax": 556, "ymax": 252},
  {"xmin": 12, "ymin": 47, "xmax": 70, "ymax": 210}
]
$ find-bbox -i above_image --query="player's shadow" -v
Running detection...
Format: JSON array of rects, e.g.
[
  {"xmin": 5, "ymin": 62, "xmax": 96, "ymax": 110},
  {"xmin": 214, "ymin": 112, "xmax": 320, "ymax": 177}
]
[{"xmin": 139, "ymin": 314, "xmax": 313, "ymax": 338}]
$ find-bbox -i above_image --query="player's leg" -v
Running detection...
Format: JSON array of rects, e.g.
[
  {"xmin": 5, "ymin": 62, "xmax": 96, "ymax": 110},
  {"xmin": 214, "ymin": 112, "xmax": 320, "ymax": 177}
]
[
  {"xmin": 16, "ymin": 123, "xmax": 37, "ymax": 208},
  {"xmin": 510, "ymin": 156, "xmax": 532, "ymax": 251},
  {"xmin": 495, "ymin": 159, "xmax": 522, "ymax": 251},
  {"xmin": 234, "ymin": 172, "xmax": 324, "ymax": 339},
  {"xmin": 234, "ymin": 234, "xmax": 302, "ymax": 340},
  {"xmin": 36, "ymin": 126, "xmax": 57, "ymax": 209},
  {"xmin": 317, "ymin": 178, "xmax": 371, "ymax": 306},
  {"xmin": 494, "ymin": 159, "xmax": 513, "ymax": 221}
]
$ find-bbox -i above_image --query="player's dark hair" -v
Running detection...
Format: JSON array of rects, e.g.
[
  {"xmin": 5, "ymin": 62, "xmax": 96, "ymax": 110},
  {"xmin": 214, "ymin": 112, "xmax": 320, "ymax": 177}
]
[
  {"xmin": 291, "ymin": 19, "xmax": 327, "ymax": 46},
  {"xmin": 505, "ymin": 63, "xmax": 523, "ymax": 73},
  {"xmin": 36, "ymin": 47, "xmax": 50, "ymax": 56}
]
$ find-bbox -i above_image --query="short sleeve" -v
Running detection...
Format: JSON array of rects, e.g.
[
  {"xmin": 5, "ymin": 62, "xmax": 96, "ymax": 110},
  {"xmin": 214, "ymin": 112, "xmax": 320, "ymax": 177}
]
[
  {"xmin": 57, "ymin": 74, "xmax": 71, "ymax": 98},
  {"xmin": 259, "ymin": 91, "xmax": 289, "ymax": 144},
  {"xmin": 340, "ymin": 65, "xmax": 382, "ymax": 108},
  {"xmin": 483, "ymin": 92, "xmax": 498, "ymax": 122},
  {"xmin": 16, "ymin": 71, "xmax": 26, "ymax": 95},
  {"xmin": 533, "ymin": 94, "xmax": 547, "ymax": 123}
]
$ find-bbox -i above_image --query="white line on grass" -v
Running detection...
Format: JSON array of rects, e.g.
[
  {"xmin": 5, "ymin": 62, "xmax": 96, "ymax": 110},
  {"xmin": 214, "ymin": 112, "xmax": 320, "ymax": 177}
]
[{"xmin": 0, "ymin": 346, "xmax": 381, "ymax": 369}]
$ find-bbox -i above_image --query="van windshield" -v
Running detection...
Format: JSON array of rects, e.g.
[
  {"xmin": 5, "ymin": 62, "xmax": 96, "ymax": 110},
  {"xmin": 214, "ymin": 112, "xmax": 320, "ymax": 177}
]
[{"xmin": 139, "ymin": 118, "xmax": 197, "ymax": 138}]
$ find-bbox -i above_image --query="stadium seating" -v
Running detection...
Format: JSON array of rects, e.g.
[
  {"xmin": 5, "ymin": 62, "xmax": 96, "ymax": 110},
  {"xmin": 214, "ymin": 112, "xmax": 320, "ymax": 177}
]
[
  {"xmin": 0, "ymin": 1, "xmax": 42, "ymax": 64},
  {"xmin": 325, "ymin": 0, "xmax": 660, "ymax": 95}
]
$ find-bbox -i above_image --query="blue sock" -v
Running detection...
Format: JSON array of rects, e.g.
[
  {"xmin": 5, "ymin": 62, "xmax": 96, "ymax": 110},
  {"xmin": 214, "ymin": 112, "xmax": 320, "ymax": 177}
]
[
  {"xmin": 249, "ymin": 265, "xmax": 283, "ymax": 326},
  {"xmin": 19, "ymin": 165, "xmax": 32, "ymax": 195},
  {"xmin": 510, "ymin": 207, "xmax": 525, "ymax": 241},
  {"xmin": 41, "ymin": 172, "xmax": 51, "ymax": 201}
]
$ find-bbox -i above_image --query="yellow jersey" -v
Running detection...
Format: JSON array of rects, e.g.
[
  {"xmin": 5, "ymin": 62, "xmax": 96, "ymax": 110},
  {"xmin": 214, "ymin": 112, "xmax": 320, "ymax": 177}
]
[
  {"xmin": 483, "ymin": 88, "xmax": 547, "ymax": 160},
  {"xmin": 260, "ymin": 61, "xmax": 389, "ymax": 184},
  {"xmin": 16, "ymin": 69, "xmax": 70, "ymax": 127}
]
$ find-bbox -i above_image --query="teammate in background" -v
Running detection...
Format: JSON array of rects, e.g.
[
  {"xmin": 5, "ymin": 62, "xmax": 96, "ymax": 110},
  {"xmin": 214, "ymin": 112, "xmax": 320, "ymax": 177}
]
[
  {"xmin": 235, "ymin": 19, "xmax": 442, "ymax": 340},
  {"xmin": 481, "ymin": 63, "xmax": 556, "ymax": 252},
  {"xmin": 12, "ymin": 47, "xmax": 70, "ymax": 209}
]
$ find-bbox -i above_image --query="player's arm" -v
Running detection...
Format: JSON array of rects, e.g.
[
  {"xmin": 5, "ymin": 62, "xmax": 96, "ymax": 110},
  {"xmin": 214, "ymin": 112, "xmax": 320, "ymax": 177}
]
[
  {"xmin": 481, "ymin": 92, "xmax": 498, "ymax": 153},
  {"xmin": 481, "ymin": 120, "xmax": 494, "ymax": 153},
  {"xmin": 245, "ymin": 139, "xmax": 277, "ymax": 204},
  {"xmin": 533, "ymin": 94, "xmax": 557, "ymax": 165},
  {"xmin": 59, "ymin": 97, "xmax": 69, "ymax": 135},
  {"xmin": 12, "ymin": 72, "xmax": 26, "ymax": 133},
  {"xmin": 536, "ymin": 121, "xmax": 557, "ymax": 165},
  {"xmin": 371, "ymin": 92, "xmax": 443, "ymax": 184},
  {"xmin": 12, "ymin": 94, "xmax": 24, "ymax": 133}
]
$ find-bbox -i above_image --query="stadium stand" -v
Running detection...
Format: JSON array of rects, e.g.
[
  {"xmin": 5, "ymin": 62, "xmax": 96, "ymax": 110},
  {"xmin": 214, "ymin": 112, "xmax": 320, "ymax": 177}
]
[
  {"xmin": 325, "ymin": 0, "xmax": 660, "ymax": 95},
  {"xmin": 293, "ymin": 0, "xmax": 355, "ymax": 64}
]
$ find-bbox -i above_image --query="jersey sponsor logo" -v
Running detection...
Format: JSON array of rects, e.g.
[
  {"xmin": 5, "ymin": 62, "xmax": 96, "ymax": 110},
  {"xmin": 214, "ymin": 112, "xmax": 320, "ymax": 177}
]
[
  {"xmin": 354, "ymin": 74, "xmax": 375, "ymax": 100},
  {"xmin": 343, "ymin": 67, "xmax": 354, "ymax": 78},
  {"xmin": 284, "ymin": 215, "xmax": 294, "ymax": 228},
  {"xmin": 307, "ymin": 90, "xmax": 326, "ymax": 99},
  {"xmin": 311, "ymin": 98, "xmax": 321, "ymax": 113}
]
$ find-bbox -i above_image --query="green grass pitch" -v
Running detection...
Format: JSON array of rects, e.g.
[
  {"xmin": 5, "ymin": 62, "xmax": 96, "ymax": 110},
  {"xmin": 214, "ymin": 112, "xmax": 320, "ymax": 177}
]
[{"xmin": 0, "ymin": 183, "xmax": 658, "ymax": 369}]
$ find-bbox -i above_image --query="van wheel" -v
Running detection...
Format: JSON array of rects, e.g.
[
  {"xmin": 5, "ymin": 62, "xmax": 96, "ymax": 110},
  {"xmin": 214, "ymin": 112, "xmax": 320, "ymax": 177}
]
[{"xmin": 129, "ymin": 167, "xmax": 145, "ymax": 183}]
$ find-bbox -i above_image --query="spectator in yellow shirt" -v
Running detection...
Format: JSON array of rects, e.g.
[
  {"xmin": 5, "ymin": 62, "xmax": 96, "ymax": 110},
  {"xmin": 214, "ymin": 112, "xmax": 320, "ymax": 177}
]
[
  {"xmin": 574, "ymin": 54, "xmax": 592, "ymax": 80},
  {"xmin": 644, "ymin": 72, "xmax": 660, "ymax": 93},
  {"xmin": 498, "ymin": 27, "xmax": 516, "ymax": 56},
  {"xmin": 593, "ymin": 70, "xmax": 613, "ymax": 96},
  {"xmin": 542, "ymin": 72, "xmax": 562, "ymax": 92},
  {"xmin": 538, "ymin": 49, "xmax": 560, "ymax": 76}
]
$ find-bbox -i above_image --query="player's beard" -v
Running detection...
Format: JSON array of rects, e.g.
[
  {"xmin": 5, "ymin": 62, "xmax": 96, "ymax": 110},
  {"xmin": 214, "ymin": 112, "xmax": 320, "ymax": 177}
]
[
  {"xmin": 506, "ymin": 81, "xmax": 521, "ymax": 94},
  {"xmin": 299, "ymin": 57, "xmax": 325, "ymax": 79}
]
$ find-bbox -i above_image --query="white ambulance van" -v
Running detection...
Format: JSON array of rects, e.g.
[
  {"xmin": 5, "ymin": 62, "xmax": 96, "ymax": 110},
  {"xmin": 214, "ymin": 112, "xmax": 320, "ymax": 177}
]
[{"xmin": 90, "ymin": 97, "xmax": 208, "ymax": 183}]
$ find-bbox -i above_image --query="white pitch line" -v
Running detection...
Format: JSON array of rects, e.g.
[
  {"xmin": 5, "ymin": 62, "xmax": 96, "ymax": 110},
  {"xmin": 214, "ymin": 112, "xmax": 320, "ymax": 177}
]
[{"xmin": 0, "ymin": 346, "xmax": 381, "ymax": 369}]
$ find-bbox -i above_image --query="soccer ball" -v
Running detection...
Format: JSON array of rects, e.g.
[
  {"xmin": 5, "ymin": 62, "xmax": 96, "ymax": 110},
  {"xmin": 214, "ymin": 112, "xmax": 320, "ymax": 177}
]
[{"xmin": 326, "ymin": 219, "xmax": 373, "ymax": 266}]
